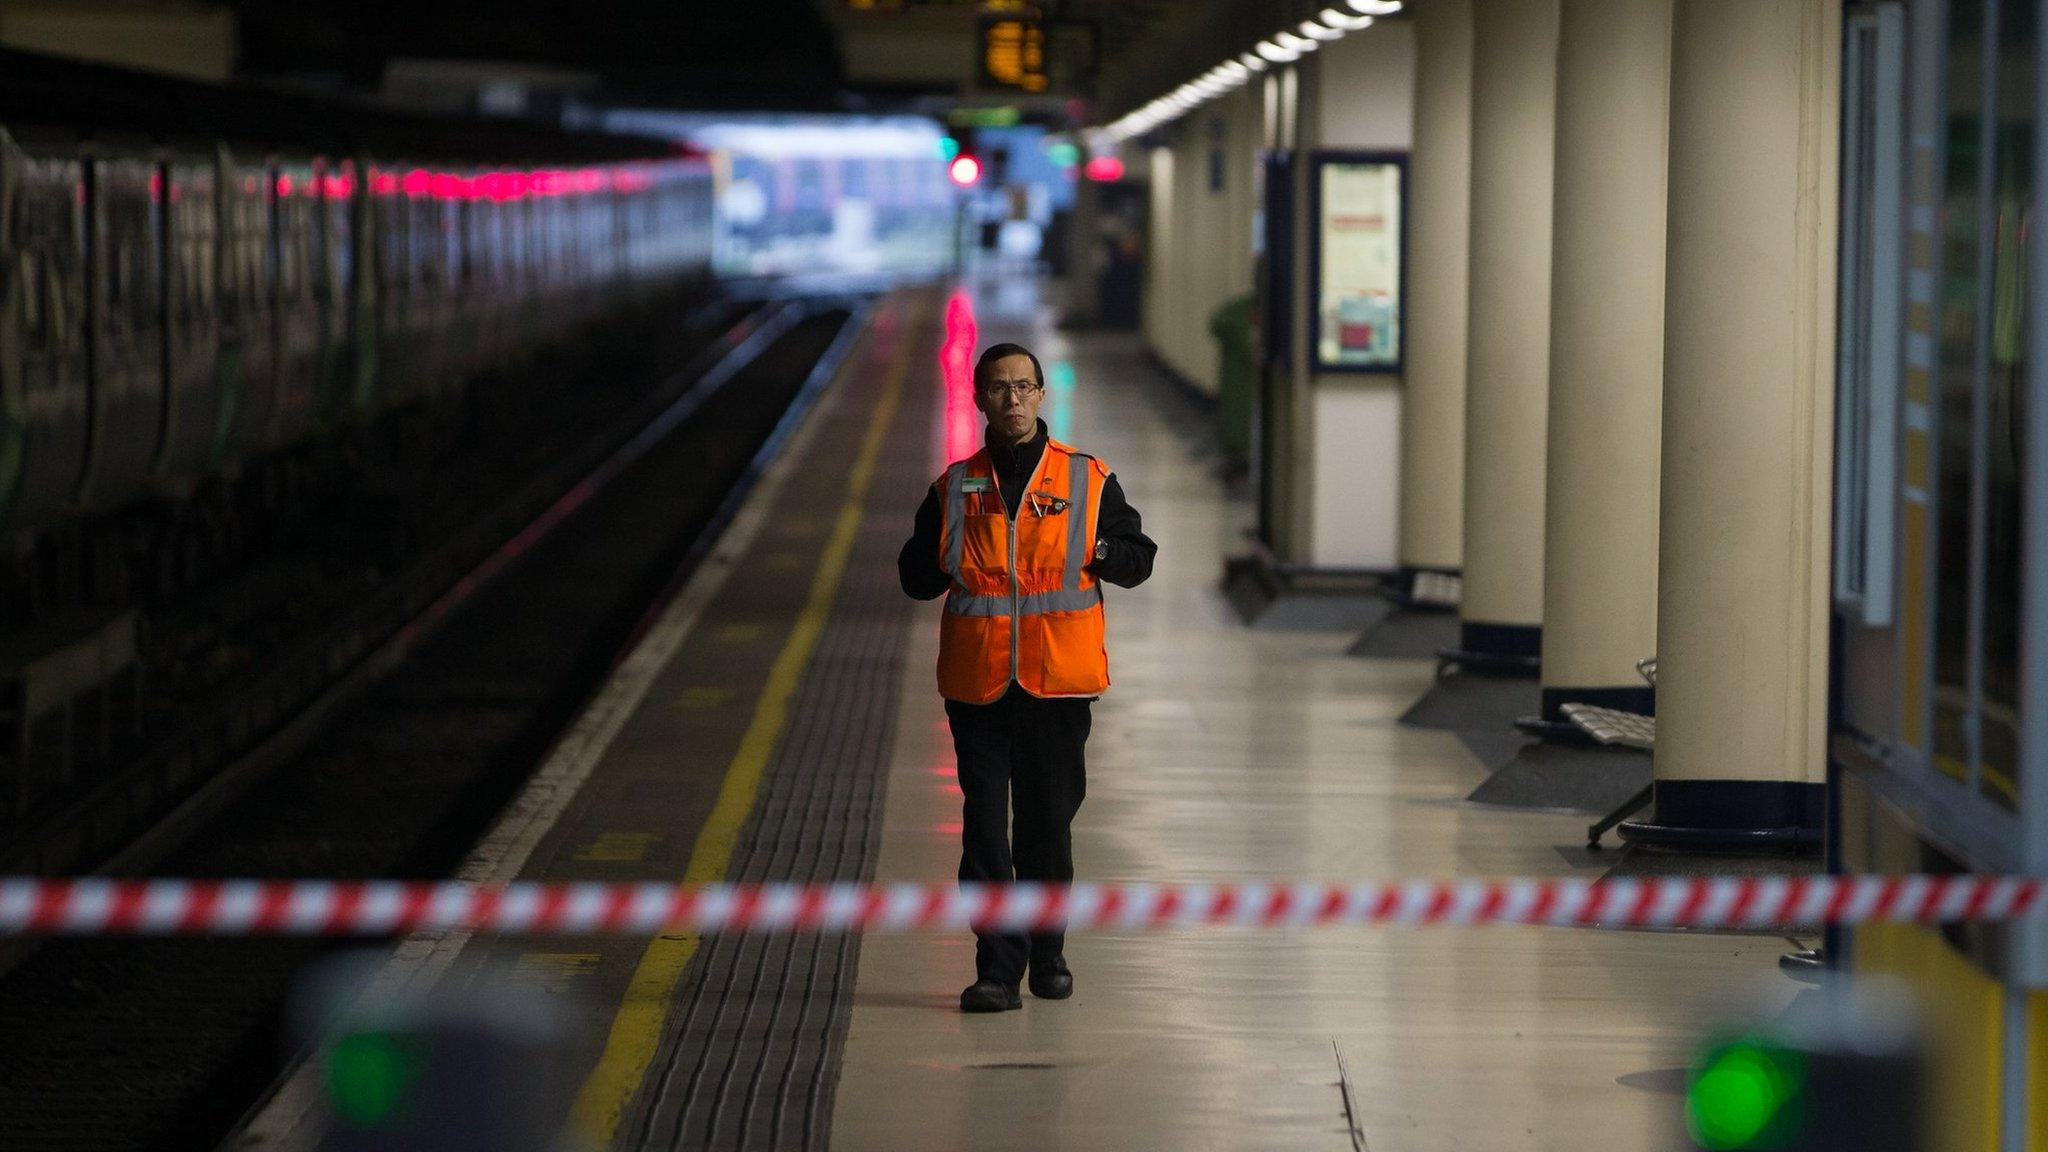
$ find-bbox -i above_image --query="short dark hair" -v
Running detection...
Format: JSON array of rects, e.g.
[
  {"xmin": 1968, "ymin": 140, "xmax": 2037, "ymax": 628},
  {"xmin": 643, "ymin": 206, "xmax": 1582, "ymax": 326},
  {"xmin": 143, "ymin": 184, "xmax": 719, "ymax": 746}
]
[{"xmin": 973, "ymin": 343, "xmax": 1044, "ymax": 392}]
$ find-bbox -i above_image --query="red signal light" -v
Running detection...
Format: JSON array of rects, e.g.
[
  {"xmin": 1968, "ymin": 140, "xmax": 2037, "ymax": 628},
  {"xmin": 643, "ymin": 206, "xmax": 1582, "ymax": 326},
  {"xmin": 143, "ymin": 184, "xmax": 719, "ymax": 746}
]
[
  {"xmin": 948, "ymin": 155, "xmax": 982, "ymax": 186},
  {"xmin": 1083, "ymin": 155, "xmax": 1125, "ymax": 182}
]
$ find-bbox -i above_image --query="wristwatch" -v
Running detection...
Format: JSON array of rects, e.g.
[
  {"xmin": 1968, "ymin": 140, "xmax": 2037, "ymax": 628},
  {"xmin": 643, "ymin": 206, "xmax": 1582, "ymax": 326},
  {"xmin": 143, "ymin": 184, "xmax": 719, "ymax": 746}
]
[{"xmin": 1093, "ymin": 539, "xmax": 1109, "ymax": 562}]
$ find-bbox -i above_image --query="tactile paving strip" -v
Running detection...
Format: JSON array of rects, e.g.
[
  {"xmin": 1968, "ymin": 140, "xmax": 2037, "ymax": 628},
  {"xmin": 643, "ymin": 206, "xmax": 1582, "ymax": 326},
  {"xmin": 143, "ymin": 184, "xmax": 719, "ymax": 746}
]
[{"xmin": 619, "ymin": 385, "xmax": 925, "ymax": 1151}]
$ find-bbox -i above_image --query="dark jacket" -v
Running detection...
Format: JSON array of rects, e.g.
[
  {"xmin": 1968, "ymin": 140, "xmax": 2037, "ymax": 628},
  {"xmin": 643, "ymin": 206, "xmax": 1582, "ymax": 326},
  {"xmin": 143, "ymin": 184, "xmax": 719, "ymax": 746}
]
[{"xmin": 898, "ymin": 419, "xmax": 1157, "ymax": 600}]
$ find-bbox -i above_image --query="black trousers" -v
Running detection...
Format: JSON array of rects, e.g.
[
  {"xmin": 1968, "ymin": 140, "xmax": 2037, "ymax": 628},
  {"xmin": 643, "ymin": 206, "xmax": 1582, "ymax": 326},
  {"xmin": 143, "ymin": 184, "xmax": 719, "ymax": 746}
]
[{"xmin": 944, "ymin": 685, "xmax": 1091, "ymax": 983}]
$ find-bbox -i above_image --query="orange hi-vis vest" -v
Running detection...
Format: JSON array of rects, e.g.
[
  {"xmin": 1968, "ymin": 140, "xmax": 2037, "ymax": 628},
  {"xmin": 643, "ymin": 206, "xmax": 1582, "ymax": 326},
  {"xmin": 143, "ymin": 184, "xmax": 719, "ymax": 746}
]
[{"xmin": 934, "ymin": 438, "xmax": 1113, "ymax": 704}]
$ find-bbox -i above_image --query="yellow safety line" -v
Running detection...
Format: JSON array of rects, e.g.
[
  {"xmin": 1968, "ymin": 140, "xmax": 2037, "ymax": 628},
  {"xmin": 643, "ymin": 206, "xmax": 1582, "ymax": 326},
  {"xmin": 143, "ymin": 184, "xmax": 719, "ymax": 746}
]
[{"xmin": 568, "ymin": 306, "xmax": 913, "ymax": 1145}]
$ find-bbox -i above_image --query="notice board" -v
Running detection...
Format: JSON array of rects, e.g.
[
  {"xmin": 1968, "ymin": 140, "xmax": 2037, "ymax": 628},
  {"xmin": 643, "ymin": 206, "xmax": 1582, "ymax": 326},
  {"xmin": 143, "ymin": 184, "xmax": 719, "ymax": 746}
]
[{"xmin": 1310, "ymin": 151, "xmax": 1406, "ymax": 374}]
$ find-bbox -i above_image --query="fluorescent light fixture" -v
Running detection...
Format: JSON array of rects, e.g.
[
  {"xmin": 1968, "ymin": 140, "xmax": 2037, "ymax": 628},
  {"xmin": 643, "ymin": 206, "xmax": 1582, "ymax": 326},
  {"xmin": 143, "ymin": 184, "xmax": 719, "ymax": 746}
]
[{"xmin": 1092, "ymin": 0, "xmax": 1400, "ymax": 146}]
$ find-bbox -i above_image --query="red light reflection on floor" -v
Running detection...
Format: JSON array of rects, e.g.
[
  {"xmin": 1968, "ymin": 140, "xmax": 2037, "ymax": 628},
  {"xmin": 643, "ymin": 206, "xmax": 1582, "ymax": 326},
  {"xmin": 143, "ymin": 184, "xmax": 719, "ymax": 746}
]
[{"xmin": 940, "ymin": 289, "xmax": 981, "ymax": 462}]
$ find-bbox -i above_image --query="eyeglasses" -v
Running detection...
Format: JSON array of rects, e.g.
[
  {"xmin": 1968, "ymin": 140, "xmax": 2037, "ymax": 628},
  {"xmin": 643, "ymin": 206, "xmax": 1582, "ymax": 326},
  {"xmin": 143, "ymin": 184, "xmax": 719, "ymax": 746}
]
[{"xmin": 979, "ymin": 381, "xmax": 1044, "ymax": 401}]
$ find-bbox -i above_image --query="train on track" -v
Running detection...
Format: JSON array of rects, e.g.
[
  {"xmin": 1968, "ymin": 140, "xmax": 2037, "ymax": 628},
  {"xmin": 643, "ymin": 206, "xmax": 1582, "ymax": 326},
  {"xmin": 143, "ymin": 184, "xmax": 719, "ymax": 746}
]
[{"xmin": 0, "ymin": 48, "xmax": 715, "ymax": 608}]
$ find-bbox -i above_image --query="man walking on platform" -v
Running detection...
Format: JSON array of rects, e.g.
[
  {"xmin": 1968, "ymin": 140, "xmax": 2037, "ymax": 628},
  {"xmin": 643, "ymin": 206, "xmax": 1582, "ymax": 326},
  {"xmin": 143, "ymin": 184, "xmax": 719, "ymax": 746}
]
[{"xmin": 898, "ymin": 342, "xmax": 1156, "ymax": 1013}]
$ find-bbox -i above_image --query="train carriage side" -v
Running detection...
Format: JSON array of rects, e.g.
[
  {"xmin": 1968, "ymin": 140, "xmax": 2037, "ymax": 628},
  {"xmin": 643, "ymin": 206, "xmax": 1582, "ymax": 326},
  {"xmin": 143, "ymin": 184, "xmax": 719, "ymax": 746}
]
[
  {"xmin": 78, "ymin": 146, "xmax": 164, "ymax": 515},
  {"xmin": 457, "ymin": 167, "xmax": 501, "ymax": 379},
  {"xmin": 270, "ymin": 158, "xmax": 322, "ymax": 448},
  {"xmin": 158, "ymin": 147, "xmax": 222, "ymax": 482},
  {"xmin": 339, "ymin": 156, "xmax": 378, "ymax": 423},
  {"xmin": 6, "ymin": 101, "xmax": 714, "ymax": 560},
  {"xmin": 308, "ymin": 157, "xmax": 357, "ymax": 430},
  {"xmin": 367, "ymin": 162, "xmax": 424, "ymax": 411},
  {"xmin": 214, "ymin": 147, "xmax": 274, "ymax": 464},
  {"xmin": 0, "ymin": 130, "xmax": 90, "ymax": 534},
  {"xmin": 414, "ymin": 167, "xmax": 461, "ymax": 399}
]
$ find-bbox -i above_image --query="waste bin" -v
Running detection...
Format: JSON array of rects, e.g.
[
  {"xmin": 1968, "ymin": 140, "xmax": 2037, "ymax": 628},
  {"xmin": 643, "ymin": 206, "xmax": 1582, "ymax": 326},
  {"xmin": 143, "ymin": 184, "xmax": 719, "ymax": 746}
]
[{"xmin": 1210, "ymin": 293, "xmax": 1255, "ymax": 481}]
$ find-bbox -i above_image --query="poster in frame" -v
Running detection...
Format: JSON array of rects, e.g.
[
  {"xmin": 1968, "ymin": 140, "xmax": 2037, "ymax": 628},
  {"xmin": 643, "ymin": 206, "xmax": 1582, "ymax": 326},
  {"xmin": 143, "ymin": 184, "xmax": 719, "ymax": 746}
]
[{"xmin": 1308, "ymin": 150, "xmax": 1407, "ymax": 374}]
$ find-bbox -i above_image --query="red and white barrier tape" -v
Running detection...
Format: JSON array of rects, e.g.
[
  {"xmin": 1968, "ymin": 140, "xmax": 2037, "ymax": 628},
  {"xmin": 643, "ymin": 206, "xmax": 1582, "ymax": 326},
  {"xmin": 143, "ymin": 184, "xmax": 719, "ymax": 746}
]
[{"xmin": 0, "ymin": 875, "xmax": 2040, "ymax": 936}]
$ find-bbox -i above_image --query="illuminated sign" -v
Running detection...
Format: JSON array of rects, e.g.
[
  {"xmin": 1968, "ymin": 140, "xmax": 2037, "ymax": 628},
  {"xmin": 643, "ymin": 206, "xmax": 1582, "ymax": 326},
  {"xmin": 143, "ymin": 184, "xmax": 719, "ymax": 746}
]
[
  {"xmin": 980, "ymin": 17, "xmax": 1049, "ymax": 93},
  {"xmin": 1310, "ymin": 151, "xmax": 1406, "ymax": 373},
  {"xmin": 947, "ymin": 106, "xmax": 1022, "ymax": 128}
]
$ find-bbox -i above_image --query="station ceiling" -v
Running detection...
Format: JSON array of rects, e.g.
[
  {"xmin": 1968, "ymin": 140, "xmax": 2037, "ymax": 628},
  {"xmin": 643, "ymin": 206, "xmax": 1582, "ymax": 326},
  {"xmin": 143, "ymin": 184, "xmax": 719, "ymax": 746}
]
[{"xmin": 231, "ymin": 0, "xmax": 1224, "ymax": 121}]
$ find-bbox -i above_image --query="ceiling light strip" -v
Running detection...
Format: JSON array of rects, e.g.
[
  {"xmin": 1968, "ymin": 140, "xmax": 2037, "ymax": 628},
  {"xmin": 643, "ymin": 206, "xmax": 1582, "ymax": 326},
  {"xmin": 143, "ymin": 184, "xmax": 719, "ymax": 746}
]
[{"xmin": 1096, "ymin": 2, "xmax": 1402, "ymax": 143}]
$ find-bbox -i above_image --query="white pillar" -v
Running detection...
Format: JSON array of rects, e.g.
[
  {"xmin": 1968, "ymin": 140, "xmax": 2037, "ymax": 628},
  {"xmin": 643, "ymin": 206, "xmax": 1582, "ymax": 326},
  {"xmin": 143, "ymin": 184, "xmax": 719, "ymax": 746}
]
[
  {"xmin": 1626, "ymin": 0, "xmax": 1838, "ymax": 846},
  {"xmin": 1454, "ymin": 0, "xmax": 1558, "ymax": 669},
  {"xmin": 1535, "ymin": 0, "xmax": 1673, "ymax": 727},
  {"xmin": 1398, "ymin": 0, "xmax": 1472, "ymax": 587}
]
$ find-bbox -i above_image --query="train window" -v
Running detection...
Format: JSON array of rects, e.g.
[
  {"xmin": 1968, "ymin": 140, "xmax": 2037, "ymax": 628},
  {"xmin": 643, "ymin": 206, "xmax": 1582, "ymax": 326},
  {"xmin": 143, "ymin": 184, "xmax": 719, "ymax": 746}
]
[
  {"xmin": 381, "ymin": 196, "xmax": 405, "ymax": 292},
  {"xmin": 1907, "ymin": 0, "xmax": 2037, "ymax": 817},
  {"xmin": 328, "ymin": 180, "xmax": 353, "ymax": 293},
  {"xmin": 266, "ymin": 178, "xmax": 284, "ymax": 299},
  {"xmin": 1836, "ymin": 8, "xmax": 1904, "ymax": 627},
  {"xmin": 1931, "ymin": 0, "xmax": 1987, "ymax": 790},
  {"xmin": 1980, "ymin": 0, "xmax": 2033, "ymax": 811},
  {"xmin": 18, "ymin": 254, "xmax": 42, "ymax": 348}
]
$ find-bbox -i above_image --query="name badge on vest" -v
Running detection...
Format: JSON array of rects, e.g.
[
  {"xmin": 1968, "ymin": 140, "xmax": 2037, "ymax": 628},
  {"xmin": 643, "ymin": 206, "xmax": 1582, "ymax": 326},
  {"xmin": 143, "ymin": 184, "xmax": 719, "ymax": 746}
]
[{"xmin": 960, "ymin": 476, "xmax": 992, "ymax": 493}]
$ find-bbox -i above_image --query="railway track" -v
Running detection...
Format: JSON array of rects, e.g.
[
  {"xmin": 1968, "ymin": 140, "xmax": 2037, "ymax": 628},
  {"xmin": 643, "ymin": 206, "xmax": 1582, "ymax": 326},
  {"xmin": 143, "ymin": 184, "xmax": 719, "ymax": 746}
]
[{"xmin": 0, "ymin": 300, "xmax": 864, "ymax": 1152}]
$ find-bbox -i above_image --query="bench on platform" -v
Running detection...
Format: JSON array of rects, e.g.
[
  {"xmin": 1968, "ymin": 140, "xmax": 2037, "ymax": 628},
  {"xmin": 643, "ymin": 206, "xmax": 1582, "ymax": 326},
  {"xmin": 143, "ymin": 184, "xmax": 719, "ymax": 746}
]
[{"xmin": 1562, "ymin": 658, "xmax": 1656, "ymax": 848}]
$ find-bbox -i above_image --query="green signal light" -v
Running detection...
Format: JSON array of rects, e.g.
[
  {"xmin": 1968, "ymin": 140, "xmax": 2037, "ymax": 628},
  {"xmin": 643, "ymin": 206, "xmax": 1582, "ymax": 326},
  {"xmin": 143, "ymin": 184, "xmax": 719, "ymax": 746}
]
[
  {"xmin": 939, "ymin": 137, "xmax": 960, "ymax": 162},
  {"xmin": 1046, "ymin": 141, "xmax": 1080, "ymax": 167},
  {"xmin": 1686, "ymin": 1039, "xmax": 1807, "ymax": 1150},
  {"xmin": 326, "ymin": 1029, "xmax": 428, "ymax": 1128}
]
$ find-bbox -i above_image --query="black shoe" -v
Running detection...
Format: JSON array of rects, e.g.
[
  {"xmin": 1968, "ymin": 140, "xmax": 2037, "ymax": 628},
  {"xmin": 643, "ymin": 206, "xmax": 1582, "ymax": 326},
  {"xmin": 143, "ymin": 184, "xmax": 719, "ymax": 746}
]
[
  {"xmin": 1027, "ymin": 956, "xmax": 1073, "ymax": 1000},
  {"xmin": 959, "ymin": 979, "xmax": 1022, "ymax": 1013}
]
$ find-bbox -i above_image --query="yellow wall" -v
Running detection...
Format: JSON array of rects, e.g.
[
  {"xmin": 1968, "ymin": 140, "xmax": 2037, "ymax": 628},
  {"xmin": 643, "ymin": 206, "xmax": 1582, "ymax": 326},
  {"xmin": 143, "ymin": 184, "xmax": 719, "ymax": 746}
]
[
  {"xmin": 1854, "ymin": 920, "xmax": 2048, "ymax": 1152},
  {"xmin": 2032, "ymin": 990, "xmax": 2046, "ymax": 1150}
]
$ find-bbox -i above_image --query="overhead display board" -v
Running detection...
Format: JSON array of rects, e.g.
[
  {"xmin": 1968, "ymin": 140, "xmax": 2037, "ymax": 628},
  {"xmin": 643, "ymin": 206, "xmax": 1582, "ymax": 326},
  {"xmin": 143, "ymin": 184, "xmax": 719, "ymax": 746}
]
[
  {"xmin": 979, "ymin": 16, "xmax": 1049, "ymax": 92},
  {"xmin": 1309, "ymin": 151, "xmax": 1406, "ymax": 374}
]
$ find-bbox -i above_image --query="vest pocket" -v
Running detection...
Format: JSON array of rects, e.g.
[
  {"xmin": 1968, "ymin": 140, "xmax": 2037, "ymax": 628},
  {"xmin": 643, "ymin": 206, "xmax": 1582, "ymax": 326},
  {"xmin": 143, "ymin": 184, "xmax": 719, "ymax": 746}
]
[{"xmin": 1017, "ymin": 510, "xmax": 1070, "ymax": 580}]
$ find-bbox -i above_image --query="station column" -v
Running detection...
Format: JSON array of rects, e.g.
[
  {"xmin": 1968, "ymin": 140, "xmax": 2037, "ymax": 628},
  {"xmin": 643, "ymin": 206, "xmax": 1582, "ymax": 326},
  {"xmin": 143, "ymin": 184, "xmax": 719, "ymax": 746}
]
[
  {"xmin": 1533, "ymin": 0, "xmax": 1672, "ymax": 726},
  {"xmin": 1623, "ymin": 0, "xmax": 1838, "ymax": 846},
  {"xmin": 1453, "ymin": 0, "xmax": 1559, "ymax": 670},
  {"xmin": 1397, "ymin": 0, "xmax": 1473, "ymax": 591}
]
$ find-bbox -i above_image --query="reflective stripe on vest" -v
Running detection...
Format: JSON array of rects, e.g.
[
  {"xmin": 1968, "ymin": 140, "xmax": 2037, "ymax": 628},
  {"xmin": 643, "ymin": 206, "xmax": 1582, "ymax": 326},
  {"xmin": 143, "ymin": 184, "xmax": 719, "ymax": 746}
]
[
  {"xmin": 1062, "ymin": 450, "xmax": 1092, "ymax": 593},
  {"xmin": 945, "ymin": 586, "xmax": 1104, "ymax": 616},
  {"xmin": 941, "ymin": 460, "xmax": 968, "ymax": 578}
]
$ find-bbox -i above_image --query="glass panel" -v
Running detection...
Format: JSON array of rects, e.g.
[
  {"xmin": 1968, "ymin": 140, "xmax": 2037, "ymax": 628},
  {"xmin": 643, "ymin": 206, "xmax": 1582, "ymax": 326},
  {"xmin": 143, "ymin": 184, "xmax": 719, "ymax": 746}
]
[
  {"xmin": 1933, "ymin": 0, "xmax": 1987, "ymax": 784},
  {"xmin": 1982, "ymin": 0, "xmax": 2034, "ymax": 810}
]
